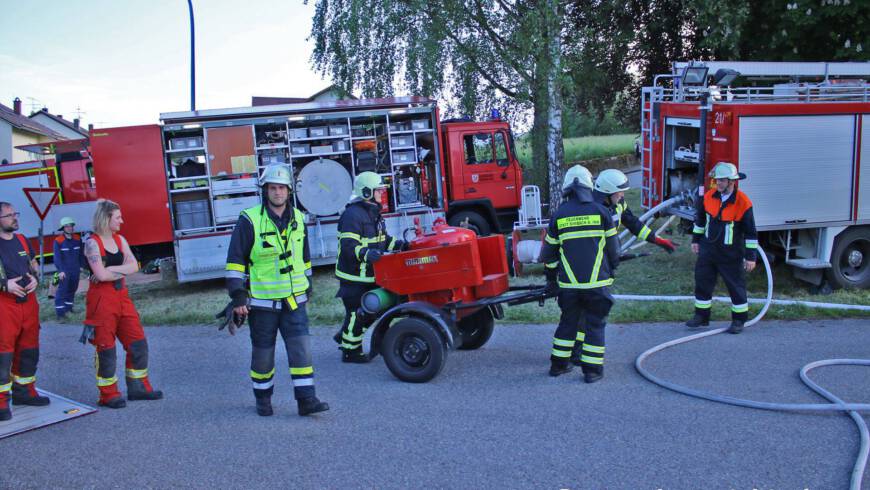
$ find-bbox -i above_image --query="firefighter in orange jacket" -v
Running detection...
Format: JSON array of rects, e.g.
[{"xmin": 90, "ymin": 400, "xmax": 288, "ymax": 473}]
[
  {"xmin": 687, "ymin": 162, "xmax": 758, "ymax": 334},
  {"xmin": 0, "ymin": 202, "xmax": 49, "ymax": 421}
]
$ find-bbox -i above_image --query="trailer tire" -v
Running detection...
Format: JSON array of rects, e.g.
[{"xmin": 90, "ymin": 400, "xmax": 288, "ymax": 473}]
[
  {"xmin": 448, "ymin": 211, "xmax": 490, "ymax": 236},
  {"xmin": 457, "ymin": 307, "xmax": 495, "ymax": 350},
  {"xmin": 382, "ymin": 317, "xmax": 447, "ymax": 383},
  {"xmin": 825, "ymin": 227, "xmax": 870, "ymax": 289}
]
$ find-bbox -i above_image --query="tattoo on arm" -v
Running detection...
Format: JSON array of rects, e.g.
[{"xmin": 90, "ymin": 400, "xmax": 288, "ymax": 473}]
[{"xmin": 85, "ymin": 240, "xmax": 102, "ymax": 266}]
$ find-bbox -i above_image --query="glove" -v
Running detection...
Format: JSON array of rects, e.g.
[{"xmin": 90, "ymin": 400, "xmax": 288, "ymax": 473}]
[
  {"xmin": 365, "ymin": 249, "xmax": 383, "ymax": 263},
  {"xmin": 544, "ymin": 269, "xmax": 559, "ymax": 296},
  {"xmin": 653, "ymin": 236, "xmax": 677, "ymax": 254},
  {"xmin": 78, "ymin": 325, "xmax": 95, "ymax": 345},
  {"xmin": 216, "ymin": 300, "xmax": 247, "ymax": 336}
]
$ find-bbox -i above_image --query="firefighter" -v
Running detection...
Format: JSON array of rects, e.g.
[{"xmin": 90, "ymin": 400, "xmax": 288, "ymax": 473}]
[
  {"xmin": 687, "ymin": 162, "xmax": 758, "ymax": 334},
  {"xmin": 593, "ymin": 169, "xmax": 677, "ymax": 253},
  {"xmin": 0, "ymin": 202, "xmax": 48, "ymax": 421},
  {"xmin": 333, "ymin": 171, "xmax": 406, "ymax": 363},
  {"xmin": 225, "ymin": 165, "xmax": 329, "ymax": 417},
  {"xmin": 84, "ymin": 199, "xmax": 163, "ymax": 408},
  {"xmin": 52, "ymin": 217, "xmax": 83, "ymax": 319},
  {"xmin": 539, "ymin": 166, "xmax": 620, "ymax": 383}
]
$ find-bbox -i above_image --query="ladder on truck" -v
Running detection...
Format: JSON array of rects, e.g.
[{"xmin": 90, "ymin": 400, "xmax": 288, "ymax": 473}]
[{"xmin": 639, "ymin": 86, "xmax": 665, "ymax": 209}]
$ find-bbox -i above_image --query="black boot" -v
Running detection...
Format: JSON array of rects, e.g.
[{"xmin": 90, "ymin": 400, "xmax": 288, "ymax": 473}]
[
  {"xmin": 549, "ymin": 358, "xmax": 573, "ymax": 377},
  {"xmin": 256, "ymin": 397, "xmax": 273, "ymax": 417},
  {"xmin": 11, "ymin": 383, "xmax": 50, "ymax": 406},
  {"xmin": 98, "ymin": 397, "xmax": 127, "ymax": 409},
  {"xmin": 685, "ymin": 314, "xmax": 710, "ymax": 329},
  {"xmin": 298, "ymin": 396, "xmax": 329, "ymax": 416},
  {"xmin": 127, "ymin": 377, "xmax": 164, "ymax": 401},
  {"xmin": 342, "ymin": 349, "xmax": 370, "ymax": 364},
  {"xmin": 727, "ymin": 320, "xmax": 744, "ymax": 334},
  {"xmin": 583, "ymin": 367, "xmax": 604, "ymax": 384}
]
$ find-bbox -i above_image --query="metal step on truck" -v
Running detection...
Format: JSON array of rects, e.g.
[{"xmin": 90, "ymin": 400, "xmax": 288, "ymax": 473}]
[
  {"xmin": 4, "ymin": 97, "xmax": 524, "ymax": 281},
  {"xmin": 641, "ymin": 61, "xmax": 870, "ymax": 289}
]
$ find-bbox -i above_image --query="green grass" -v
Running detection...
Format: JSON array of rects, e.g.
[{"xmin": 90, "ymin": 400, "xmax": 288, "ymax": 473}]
[
  {"xmin": 516, "ymin": 134, "xmax": 637, "ymax": 167},
  {"xmin": 40, "ymin": 188, "xmax": 870, "ymax": 326}
]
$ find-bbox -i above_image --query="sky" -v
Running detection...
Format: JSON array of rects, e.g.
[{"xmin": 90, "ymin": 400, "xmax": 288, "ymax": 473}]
[{"xmin": 0, "ymin": 0, "xmax": 329, "ymax": 128}]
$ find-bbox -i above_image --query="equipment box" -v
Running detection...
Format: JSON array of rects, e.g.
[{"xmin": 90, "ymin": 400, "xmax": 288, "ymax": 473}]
[
  {"xmin": 212, "ymin": 177, "xmax": 259, "ymax": 195},
  {"xmin": 213, "ymin": 195, "xmax": 260, "ymax": 224},
  {"xmin": 174, "ymin": 199, "xmax": 211, "ymax": 230},
  {"xmin": 169, "ymin": 136, "xmax": 203, "ymax": 150},
  {"xmin": 291, "ymin": 143, "xmax": 311, "ymax": 155},
  {"xmin": 411, "ymin": 119, "xmax": 430, "ymax": 130},
  {"xmin": 332, "ymin": 140, "xmax": 349, "ymax": 152},
  {"xmin": 389, "ymin": 122, "xmax": 411, "ymax": 132},
  {"xmin": 329, "ymin": 125, "xmax": 348, "ymax": 136},
  {"xmin": 289, "ymin": 128, "xmax": 308, "ymax": 140},
  {"xmin": 390, "ymin": 135, "xmax": 414, "ymax": 148},
  {"xmin": 392, "ymin": 150, "xmax": 416, "ymax": 164},
  {"xmin": 309, "ymin": 126, "xmax": 328, "ymax": 137},
  {"xmin": 312, "ymin": 144, "xmax": 333, "ymax": 154}
]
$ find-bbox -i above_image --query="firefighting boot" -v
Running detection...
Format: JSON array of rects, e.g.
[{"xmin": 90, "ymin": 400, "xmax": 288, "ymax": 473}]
[
  {"xmin": 11, "ymin": 382, "xmax": 50, "ymax": 406},
  {"xmin": 583, "ymin": 366, "xmax": 604, "ymax": 384},
  {"xmin": 297, "ymin": 396, "xmax": 329, "ymax": 416},
  {"xmin": 98, "ymin": 383, "xmax": 126, "ymax": 409},
  {"xmin": 549, "ymin": 358, "xmax": 574, "ymax": 377},
  {"xmin": 255, "ymin": 397, "xmax": 273, "ymax": 417},
  {"xmin": 727, "ymin": 320, "xmax": 745, "ymax": 334},
  {"xmin": 685, "ymin": 314, "xmax": 710, "ymax": 329},
  {"xmin": 341, "ymin": 349, "xmax": 370, "ymax": 364},
  {"xmin": 127, "ymin": 377, "xmax": 164, "ymax": 401},
  {"xmin": 0, "ymin": 391, "xmax": 11, "ymax": 421}
]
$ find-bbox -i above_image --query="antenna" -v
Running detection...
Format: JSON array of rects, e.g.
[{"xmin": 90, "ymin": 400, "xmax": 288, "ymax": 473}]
[
  {"xmin": 73, "ymin": 105, "xmax": 86, "ymax": 120},
  {"xmin": 26, "ymin": 97, "xmax": 41, "ymax": 114}
]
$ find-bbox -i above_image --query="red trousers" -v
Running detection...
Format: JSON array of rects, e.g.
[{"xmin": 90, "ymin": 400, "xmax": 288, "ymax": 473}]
[
  {"xmin": 85, "ymin": 283, "xmax": 149, "ymax": 401},
  {"xmin": 0, "ymin": 292, "xmax": 40, "ymax": 393}
]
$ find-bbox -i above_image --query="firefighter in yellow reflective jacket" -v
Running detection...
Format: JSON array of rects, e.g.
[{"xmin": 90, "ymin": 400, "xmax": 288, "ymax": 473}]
[
  {"xmin": 333, "ymin": 172, "xmax": 406, "ymax": 363},
  {"xmin": 225, "ymin": 165, "xmax": 329, "ymax": 417},
  {"xmin": 538, "ymin": 165, "xmax": 620, "ymax": 383}
]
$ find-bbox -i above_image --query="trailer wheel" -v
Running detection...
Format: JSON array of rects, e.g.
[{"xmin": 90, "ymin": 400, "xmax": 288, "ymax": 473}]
[
  {"xmin": 382, "ymin": 317, "xmax": 447, "ymax": 383},
  {"xmin": 448, "ymin": 211, "xmax": 490, "ymax": 236},
  {"xmin": 825, "ymin": 227, "xmax": 870, "ymax": 289},
  {"xmin": 457, "ymin": 307, "xmax": 495, "ymax": 350}
]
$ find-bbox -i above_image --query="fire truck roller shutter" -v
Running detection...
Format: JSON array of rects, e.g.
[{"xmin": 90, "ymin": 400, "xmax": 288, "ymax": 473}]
[{"xmin": 295, "ymin": 158, "xmax": 353, "ymax": 216}]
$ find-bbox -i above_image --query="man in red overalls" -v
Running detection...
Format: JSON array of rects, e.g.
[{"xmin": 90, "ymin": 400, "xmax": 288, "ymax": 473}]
[{"xmin": 0, "ymin": 202, "xmax": 49, "ymax": 421}]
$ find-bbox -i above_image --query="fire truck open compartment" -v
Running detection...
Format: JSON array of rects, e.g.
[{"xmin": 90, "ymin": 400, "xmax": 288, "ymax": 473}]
[{"xmin": 642, "ymin": 61, "xmax": 870, "ymax": 289}]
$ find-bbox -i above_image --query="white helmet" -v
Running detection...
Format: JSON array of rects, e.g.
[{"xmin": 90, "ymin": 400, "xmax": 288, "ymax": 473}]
[
  {"xmin": 260, "ymin": 165, "xmax": 292, "ymax": 187},
  {"xmin": 562, "ymin": 165, "xmax": 593, "ymax": 191},
  {"xmin": 709, "ymin": 162, "xmax": 745, "ymax": 180},
  {"xmin": 594, "ymin": 169, "xmax": 630, "ymax": 194}
]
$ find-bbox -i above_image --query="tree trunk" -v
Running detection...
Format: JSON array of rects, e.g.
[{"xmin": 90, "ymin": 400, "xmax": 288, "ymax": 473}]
[{"xmin": 544, "ymin": 0, "xmax": 564, "ymax": 214}]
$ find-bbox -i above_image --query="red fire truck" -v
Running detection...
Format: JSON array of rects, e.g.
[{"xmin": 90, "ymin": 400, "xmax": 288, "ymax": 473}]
[
  {"xmin": 2, "ymin": 97, "xmax": 523, "ymax": 281},
  {"xmin": 641, "ymin": 61, "xmax": 870, "ymax": 289}
]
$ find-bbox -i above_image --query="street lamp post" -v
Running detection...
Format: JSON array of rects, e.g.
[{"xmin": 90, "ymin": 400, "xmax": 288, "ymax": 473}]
[{"xmin": 188, "ymin": 0, "xmax": 196, "ymax": 111}]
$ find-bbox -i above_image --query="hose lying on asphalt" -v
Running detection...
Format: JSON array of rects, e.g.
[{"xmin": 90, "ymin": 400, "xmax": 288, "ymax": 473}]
[{"xmin": 624, "ymin": 200, "xmax": 870, "ymax": 490}]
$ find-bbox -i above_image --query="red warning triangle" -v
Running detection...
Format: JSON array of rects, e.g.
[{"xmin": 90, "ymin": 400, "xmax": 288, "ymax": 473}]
[{"xmin": 23, "ymin": 187, "xmax": 60, "ymax": 220}]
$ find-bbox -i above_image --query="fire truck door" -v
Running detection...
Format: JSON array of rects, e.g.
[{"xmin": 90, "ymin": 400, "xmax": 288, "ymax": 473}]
[{"xmin": 459, "ymin": 131, "xmax": 517, "ymax": 209}]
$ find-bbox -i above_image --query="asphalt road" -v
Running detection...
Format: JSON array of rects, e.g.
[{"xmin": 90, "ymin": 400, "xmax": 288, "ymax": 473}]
[{"xmin": 2, "ymin": 318, "xmax": 868, "ymax": 489}]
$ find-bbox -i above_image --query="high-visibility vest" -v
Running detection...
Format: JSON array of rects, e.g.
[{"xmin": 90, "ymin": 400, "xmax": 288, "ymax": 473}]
[{"xmin": 242, "ymin": 205, "xmax": 309, "ymax": 302}]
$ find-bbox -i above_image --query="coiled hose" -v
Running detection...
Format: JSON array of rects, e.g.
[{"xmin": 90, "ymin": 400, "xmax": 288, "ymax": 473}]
[{"xmin": 627, "ymin": 196, "xmax": 870, "ymax": 489}]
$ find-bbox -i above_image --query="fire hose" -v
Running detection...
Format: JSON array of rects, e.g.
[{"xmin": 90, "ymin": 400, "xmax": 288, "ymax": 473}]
[{"xmin": 626, "ymin": 194, "xmax": 870, "ymax": 489}]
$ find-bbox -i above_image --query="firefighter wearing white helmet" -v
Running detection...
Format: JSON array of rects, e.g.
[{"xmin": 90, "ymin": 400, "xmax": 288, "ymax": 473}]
[
  {"xmin": 333, "ymin": 171, "xmax": 408, "ymax": 363},
  {"xmin": 52, "ymin": 216, "xmax": 84, "ymax": 319},
  {"xmin": 224, "ymin": 164, "xmax": 329, "ymax": 417},
  {"xmin": 538, "ymin": 165, "xmax": 619, "ymax": 383},
  {"xmin": 594, "ymin": 169, "xmax": 677, "ymax": 254},
  {"xmin": 687, "ymin": 161, "xmax": 758, "ymax": 334}
]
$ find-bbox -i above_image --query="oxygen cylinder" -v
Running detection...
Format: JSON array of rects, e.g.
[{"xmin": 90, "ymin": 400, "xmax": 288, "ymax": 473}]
[{"xmin": 361, "ymin": 288, "xmax": 398, "ymax": 315}]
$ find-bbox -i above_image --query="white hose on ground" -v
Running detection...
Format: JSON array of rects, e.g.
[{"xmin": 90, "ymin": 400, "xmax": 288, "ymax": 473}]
[{"xmin": 632, "ymin": 244, "xmax": 870, "ymax": 490}]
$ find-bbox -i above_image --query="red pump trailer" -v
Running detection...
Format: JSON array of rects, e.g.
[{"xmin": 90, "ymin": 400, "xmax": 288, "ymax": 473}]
[{"xmin": 641, "ymin": 61, "xmax": 870, "ymax": 289}]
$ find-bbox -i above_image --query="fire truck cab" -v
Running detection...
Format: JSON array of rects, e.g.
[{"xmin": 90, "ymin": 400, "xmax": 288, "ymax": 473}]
[{"xmin": 641, "ymin": 61, "xmax": 870, "ymax": 289}]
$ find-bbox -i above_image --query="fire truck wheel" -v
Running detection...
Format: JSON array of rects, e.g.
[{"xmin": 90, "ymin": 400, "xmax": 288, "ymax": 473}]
[
  {"xmin": 457, "ymin": 308, "xmax": 495, "ymax": 350},
  {"xmin": 825, "ymin": 226, "xmax": 870, "ymax": 289},
  {"xmin": 382, "ymin": 317, "xmax": 447, "ymax": 383},
  {"xmin": 448, "ymin": 211, "xmax": 491, "ymax": 236}
]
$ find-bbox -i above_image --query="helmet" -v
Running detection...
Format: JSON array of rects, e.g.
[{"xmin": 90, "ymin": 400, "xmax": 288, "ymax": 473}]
[
  {"xmin": 57, "ymin": 216, "xmax": 75, "ymax": 231},
  {"xmin": 594, "ymin": 169, "xmax": 630, "ymax": 194},
  {"xmin": 260, "ymin": 165, "xmax": 292, "ymax": 187},
  {"xmin": 709, "ymin": 162, "xmax": 745, "ymax": 180},
  {"xmin": 562, "ymin": 165, "xmax": 593, "ymax": 191},
  {"xmin": 352, "ymin": 171, "xmax": 384, "ymax": 200}
]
